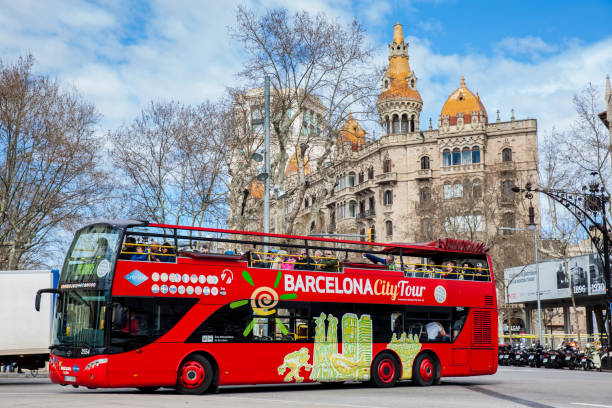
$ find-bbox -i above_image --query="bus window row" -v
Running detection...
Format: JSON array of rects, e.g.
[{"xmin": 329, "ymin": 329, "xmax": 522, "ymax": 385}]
[
  {"xmin": 117, "ymin": 232, "xmax": 489, "ymax": 282},
  {"xmin": 186, "ymin": 301, "xmax": 470, "ymax": 344}
]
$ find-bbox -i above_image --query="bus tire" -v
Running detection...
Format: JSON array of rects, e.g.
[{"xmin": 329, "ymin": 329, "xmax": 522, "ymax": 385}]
[
  {"xmin": 370, "ymin": 352, "xmax": 400, "ymax": 388},
  {"xmin": 412, "ymin": 353, "xmax": 435, "ymax": 386},
  {"xmin": 176, "ymin": 354, "xmax": 213, "ymax": 395}
]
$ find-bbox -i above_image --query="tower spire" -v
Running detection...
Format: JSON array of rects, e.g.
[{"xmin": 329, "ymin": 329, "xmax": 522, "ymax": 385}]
[
  {"xmin": 393, "ymin": 22, "xmax": 404, "ymax": 44},
  {"xmin": 606, "ymin": 74, "xmax": 611, "ymax": 102}
]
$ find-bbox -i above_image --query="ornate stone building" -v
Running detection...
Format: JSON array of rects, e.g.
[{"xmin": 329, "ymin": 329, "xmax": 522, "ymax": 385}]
[{"xmin": 250, "ymin": 23, "xmax": 540, "ymax": 245}]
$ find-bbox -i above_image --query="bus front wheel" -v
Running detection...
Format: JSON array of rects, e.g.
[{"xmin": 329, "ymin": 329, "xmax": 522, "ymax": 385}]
[
  {"xmin": 412, "ymin": 353, "xmax": 435, "ymax": 386},
  {"xmin": 176, "ymin": 354, "xmax": 213, "ymax": 395},
  {"xmin": 370, "ymin": 352, "xmax": 400, "ymax": 388}
]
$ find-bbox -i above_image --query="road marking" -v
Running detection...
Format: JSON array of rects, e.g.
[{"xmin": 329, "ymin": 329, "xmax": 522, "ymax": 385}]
[
  {"xmin": 208, "ymin": 396, "xmax": 388, "ymax": 408},
  {"xmin": 466, "ymin": 385, "xmax": 555, "ymax": 408},
  {"xmin": 571, "ymin": 404, "xmax": 612, "ymax": 408}
]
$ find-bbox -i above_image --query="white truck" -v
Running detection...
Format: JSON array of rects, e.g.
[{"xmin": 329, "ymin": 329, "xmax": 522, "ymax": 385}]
[{"xmin": 0, "ymin": 269, "xmax": 58, "ymax": 370}]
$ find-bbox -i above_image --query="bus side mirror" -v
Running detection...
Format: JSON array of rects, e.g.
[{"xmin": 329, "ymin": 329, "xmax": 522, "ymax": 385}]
[{"xmin": 35, "ymin": 288, "xmax": 59, "ymax": 311}]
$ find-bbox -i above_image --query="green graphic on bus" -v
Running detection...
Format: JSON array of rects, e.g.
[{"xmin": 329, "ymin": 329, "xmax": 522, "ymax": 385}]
[{"xmin": 278, "ymin": 312, "xmax": 422, "ymax": 383}]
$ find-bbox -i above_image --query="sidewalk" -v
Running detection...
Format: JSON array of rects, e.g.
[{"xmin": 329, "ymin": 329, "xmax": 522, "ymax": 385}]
[{"xmin": 0, "ymin": 370, "xmax": 49, "ymax": 378}]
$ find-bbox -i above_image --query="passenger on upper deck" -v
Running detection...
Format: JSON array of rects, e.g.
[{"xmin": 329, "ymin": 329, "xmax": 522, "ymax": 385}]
[
  {"xmin": 295, "ymin": 249, "xmax": 316, "ymax": 271},
  {"xmin": 475, "ymin": 262, "xmax": 489, "ymax": 281},
  {"xmin": 363, "ymin": 253, "xmax": 397, "ymax": 270},
  {"xmin": 320, "ymin": 250, "xmax": 339, "ymax": 272},
  {"xmin": 119, "ymin": 237, "xmax": 136, "ymax": 260},
  {"xmin": 130, "ymin": 243, "xmax": 148, "ymax": 261},
  {"xmin": 442, "ymin": 260, "xmax": 458, "ymax": 279}
]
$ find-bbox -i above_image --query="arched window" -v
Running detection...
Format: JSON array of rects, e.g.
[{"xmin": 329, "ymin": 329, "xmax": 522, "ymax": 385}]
[
  {"xmin": 502, "ymin": 180, "xmax": 515, "ymax": 196},
  {"xmin": 452, "ymin": 148, "xmax": 461, "ymax": 165},
  {"xmin": 370, "ymin": 226, "xmax": 376, "ymax": 242},
  {"xmin": 348, "ymin": 172, "xmax": 356, "ymax": 187},
  {"xmin": 502, "ymin": 213, "xmax": 515, "ymax": 234},
  {"xmin": 368, "ymin": 166, "xmax": 374, "ymax": 180},
  {"xmin": 386, "ymin": 220, "xmax": 393, "ymax": 236},
  {"xmin": 384, "ymin": 190, "xmax": 393, "ymax": 205},
  {"xmin": 392, "ymin": 115, "xmax": 400, "ymax": 134},
  {"xmin": 502, "ymin": 148, "xmax": 513, "ymax": 162},
  {"xmin": 349, "ymin": 201, "xmax": 356, "ymax": 218},
  {"xmin": 385, "ymin": 116, "xmax": 390, "ymax": 135},
  {"xmin": 384, "ymin": 79, "xmax": 389, "ymax": 89},
  {"xmin": 443, "ymin": 149, "xmax": 451, "ymax": 167},
  {"xmin": 410, "ymin": 115, "xmax": 415, "ymax": 132},
  {"xmin": 472, "ymin": 179, "xmax": 482, "ymax": 199},
  {"xmin": 369, "ymin": 196, "xmax": 375, "ymax": 211},
  {"xmin": 358, "ymin": 171, "xmax": 364, "ymax": 184},
  {"xmin": 411, "ymin": 78, "xmax": 415, "ymax": 88},
  {"xmin": 420, "ymin": 186, "xmax": 431, "ymax": 204},
  {"xmin": 359, "ymin": 200, "xmax": 365, "ymax": 215},
  {"xmin": 454, "ymin": 182, "xmax": 463, "ymax": 198},
  {"xmin": 310, "ymin": 221, "xmax": 315, "ymax": 232},
  {"xmin": 401, "ymin": 114, "xmax": 408, "ymax": 133},
  {"xmin": 472, "ymin": 146, "xmax": 481, "ymax": 163},
  {"xmin": 383, "ymin": 158, "xmax": 392, "ymax": 173},
  {"xmin": 420, "ymin": 156, "xmax": 430, "ymax": 170},
  {"xmin": 304, "ymin": 197, "xmax": 309, "ymax": 208},
  {"xmin": 337, "ymin": 174, "xmax": 346, "ymax": 190},
  {"xmin": 421, "ymin": 218, "xmax": 432, "ymax": 238},
  {"xmin": 462, "ymin": 147, "xmax": 472, "ymax": 164}
]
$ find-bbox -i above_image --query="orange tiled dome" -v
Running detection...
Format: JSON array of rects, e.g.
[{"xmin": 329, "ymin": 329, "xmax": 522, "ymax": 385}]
[
  {"xmin": 284, "ymin": 147, "xmax": 311, "ymax": 176},
  {"xmin": 441, "ymin": 77, "xmax": 487, "ymax": 124},
  {"xmin": 248, "ymin": 179, "xmax": 264, "ymax": 200},
  {"xmin": 337, "ymin": 112, "xmax": 366, "ymax": 151}
]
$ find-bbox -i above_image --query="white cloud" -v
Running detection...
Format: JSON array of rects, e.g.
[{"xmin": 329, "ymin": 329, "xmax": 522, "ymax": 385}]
[
  {"xmin": 496, "ymin": 36, "xmax": 558, "ymax": 59},
  {"xmin": 1, "ymin": 0, "xmax": 611, "ymax": 142}
]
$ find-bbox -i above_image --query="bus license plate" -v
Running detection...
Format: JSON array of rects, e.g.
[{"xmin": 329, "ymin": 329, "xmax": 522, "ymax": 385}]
[
  {"xmin": 551, "ymin": 356, "xmax": 556, "ymax": 359},
  {"xmin": 542, "ymin": 358, "xmax": 548, "ymax": 363},
  {"xmin": 565, "ymin": 356, "xmax": 570, "ymax": 360},
  {"xmin": 528, "ymin": 355, "xmax": 534, "ymax": 359},
  {"xmin": 64, "ymin": 375, "xmax": 76, "ymax": 382}
]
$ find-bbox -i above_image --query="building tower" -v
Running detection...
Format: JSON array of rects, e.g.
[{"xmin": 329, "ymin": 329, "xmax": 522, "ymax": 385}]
[{"xmin": 376, "ymin": 23, "xmax": 423, "ymax": 135}]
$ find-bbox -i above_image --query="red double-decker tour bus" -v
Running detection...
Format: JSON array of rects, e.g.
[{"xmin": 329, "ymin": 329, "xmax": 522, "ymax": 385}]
[{"xmin": 36, "ymin": 220, "xmax": 497, "ymax": 394}]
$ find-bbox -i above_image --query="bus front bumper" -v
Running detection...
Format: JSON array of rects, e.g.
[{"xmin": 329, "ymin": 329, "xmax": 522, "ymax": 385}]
[{"xmin": 49, "ymin": 354, "xmax": 109, "ymax": 388}]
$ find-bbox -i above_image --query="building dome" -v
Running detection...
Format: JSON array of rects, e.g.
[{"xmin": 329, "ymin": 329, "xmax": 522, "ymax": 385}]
[
  {"xmin": 337, "ymin": 112, "xmax": 366, "ymax": 151},
  {"xmin": 284, "ymin": 147, "xmax": 311, "ymax": 176},
  {"xmin": 247, "ymin": 179, "xmax": 264, "ymax": 200},
  {"xmin": 440, "ymin": 77, "xmax": 487, "ymax": 124}
]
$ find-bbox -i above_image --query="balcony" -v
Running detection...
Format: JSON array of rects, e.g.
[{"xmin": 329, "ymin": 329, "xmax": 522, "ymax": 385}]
[
  {"xmin": 375, "ymin": 172, "xmax": 397, "ymax": 184},
  {"xmin": 358, "ymin": 209, "xmax": 376, "ymax": 219},
  {"xmin": 415, "ymin": 169, "xmax": 432, "ymax": 180},
  {"xmin": 499, "ymin": 161, "xmax": 516, "ymax": 172},
  {"xmin": 355, "ymin": 179, "xmax": 375, "ymax": 194}
]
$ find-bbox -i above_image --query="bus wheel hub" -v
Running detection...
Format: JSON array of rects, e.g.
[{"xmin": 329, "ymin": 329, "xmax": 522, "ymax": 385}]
[{"xmin": 180, "ymin": 361, "xmax": 205, "ymax": 388}]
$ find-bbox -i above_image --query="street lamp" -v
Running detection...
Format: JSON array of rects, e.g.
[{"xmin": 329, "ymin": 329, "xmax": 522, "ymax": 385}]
[
  {"xmin": 500, "ymin": 225, "xmax": 542, "ymax": 345},
  {"xmin": 513, "ymin": 181, "xmax": 612, "ymax": 367}
]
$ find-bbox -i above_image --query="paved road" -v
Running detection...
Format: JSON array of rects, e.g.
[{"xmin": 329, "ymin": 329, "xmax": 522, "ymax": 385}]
[{"xmin": 1, "ymin": 367, "xmax": 611, "ymax": 408}]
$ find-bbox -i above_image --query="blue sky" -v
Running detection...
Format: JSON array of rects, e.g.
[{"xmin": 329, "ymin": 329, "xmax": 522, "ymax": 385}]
[{"xmin": 1, "ymin": 0, "xmax": 611, "ymax": 135}]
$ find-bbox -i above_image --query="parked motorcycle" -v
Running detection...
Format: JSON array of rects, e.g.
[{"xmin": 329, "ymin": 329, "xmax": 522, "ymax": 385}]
[{"xmin": 585, "ymin": 343, "xmax": 602, "ymax": 372}]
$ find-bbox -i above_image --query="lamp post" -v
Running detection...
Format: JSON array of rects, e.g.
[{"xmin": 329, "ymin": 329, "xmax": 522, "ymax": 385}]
[
  {"xmin": 500, "ymin": 225, "xmax": 542, "ymax": 345},
  {"xmin": 512, "ymin": 181, "xmax": 611, "ymax": 367}
]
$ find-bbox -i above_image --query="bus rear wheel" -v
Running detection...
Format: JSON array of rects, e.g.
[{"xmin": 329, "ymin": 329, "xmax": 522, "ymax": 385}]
[
  {"xmin": 176, "ymin": 354, "xmax": 213, "ymax": 395},
  {"xmin": 412, "ymin": 353, "xmax": 435, "ymax": 386},
  {"xmin": 370, "ymin": 352, "xmax": 400, "ymax": 388}
]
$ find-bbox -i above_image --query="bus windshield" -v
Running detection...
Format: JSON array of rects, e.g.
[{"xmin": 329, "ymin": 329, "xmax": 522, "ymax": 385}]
[
  {"xmin": 52, "ymin": 290, "xmax": 106, "ymax": 349},
  {"xmin": 60, "ymin": 224, "xmax": 120, "ymax": 289}
]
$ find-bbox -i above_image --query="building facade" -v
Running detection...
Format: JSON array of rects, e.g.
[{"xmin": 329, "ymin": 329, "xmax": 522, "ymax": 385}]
[{"xmin": 272, "ymin": 23, "xmax": 540, "ymax": 245}]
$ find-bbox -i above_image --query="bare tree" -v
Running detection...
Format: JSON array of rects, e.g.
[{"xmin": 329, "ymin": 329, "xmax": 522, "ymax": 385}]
[
  {"xmin": 0, "ymin": 55, "xmax": 108, "ymax": 269},
  {"xmin": 111, "ymin": 101, "xmax": 226, "ymax": 227},
  {"xmin": 228, "ymin": 7, "xmax": 379, "ymax": 234}
]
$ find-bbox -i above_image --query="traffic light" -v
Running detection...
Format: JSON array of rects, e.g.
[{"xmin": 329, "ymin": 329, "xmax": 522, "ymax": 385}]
[{"xmin": 367, "ymin": 228, "xmax": 375, "ymax": 242}]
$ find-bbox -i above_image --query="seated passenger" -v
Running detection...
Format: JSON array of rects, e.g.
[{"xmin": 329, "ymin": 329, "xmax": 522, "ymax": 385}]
[
  {"xmin": 313, "ymin": 250, "xmax": 324, "ymax": 270},
  {"xmin": 119, "ymin": 237, "xmax": 136, "ymax": 260},
  {"xmin": 460, "ymin": 262, "xmax": 474, "ymax": 280},
  {"xmin": 156, "ymin": 242, "xmax": 175, "ymax": 262},
  {"xmin": 419, "ymin": 259, "xmax": 440, "ymax": 278},
  {"xmin": 425, "ymin": 321, "xmax": 450, "ymax": 341},
  {"xmin": 295, "ymin": 249, "xmax": 316, "ymax": 271},
  {"xmin": 150, "ymin": 242, "xmax": 163, "ymax": 262},
  {"xmin": 130, "ymin": 244, "xmax": 148, "ymax": 261},
  {"xmin": 442, "ymin": 260, "xmax": 458, "ymax": 279},
  {"xmin": 453, "ymin": 315, "xmax": 467, "ymax": 338},
  {"xmin": 475, "ymin": 262, "xmax": 489, "ymax": 281},
  {"xmin": 363, "ymin": 253, "xmax": 397, "ymax": 270},
  {"xmin": 320, "ymin": 250, "xmax": 339, "ymax": 272},
  {"xmin": 281, "ymin": 251, "xmax": 296, "ymax": 270}
]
